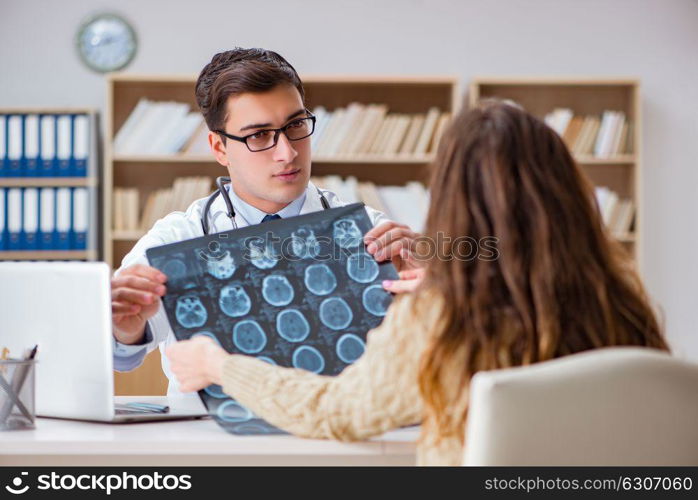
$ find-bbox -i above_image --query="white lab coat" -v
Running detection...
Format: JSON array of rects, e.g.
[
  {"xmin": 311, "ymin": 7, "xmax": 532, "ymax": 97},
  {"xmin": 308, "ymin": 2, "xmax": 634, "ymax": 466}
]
[{"xmin": 113, "ymin": 180, "xmax": 389, "ymax": 396}]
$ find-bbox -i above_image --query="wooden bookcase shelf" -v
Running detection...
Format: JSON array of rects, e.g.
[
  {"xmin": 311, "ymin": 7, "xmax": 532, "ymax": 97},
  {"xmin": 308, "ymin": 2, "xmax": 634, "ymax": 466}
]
[
  {"xmin": 469, "ymin": 77, "xmax": 642, "ymax": 266},
  {"xmin": 0, "ymin": 177, "xmax": 96, "ymax": 188},
  {"xmin": 0, "ymin": 250, "xmax": 97, "ymax": 261}
]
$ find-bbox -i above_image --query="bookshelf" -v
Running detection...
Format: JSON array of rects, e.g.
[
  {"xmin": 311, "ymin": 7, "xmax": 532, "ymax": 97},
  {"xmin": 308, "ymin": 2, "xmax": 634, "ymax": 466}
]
[
  {"xmin": 468, "ymin": 77, "xmax": 642, "ymax": 266},
  {"xmin": 0, "ymin": 108, "xmax": 100, "ymax": 262},
  {"xmin": 106, "ymin": 73, "xmax": 459, "ymax": 395}
]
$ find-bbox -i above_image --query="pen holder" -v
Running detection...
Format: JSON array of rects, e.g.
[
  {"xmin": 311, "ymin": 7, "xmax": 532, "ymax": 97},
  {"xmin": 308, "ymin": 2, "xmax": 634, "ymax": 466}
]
[{"xmin": 0, "ymin": 359, "xmax": 36, "ymax": 431}]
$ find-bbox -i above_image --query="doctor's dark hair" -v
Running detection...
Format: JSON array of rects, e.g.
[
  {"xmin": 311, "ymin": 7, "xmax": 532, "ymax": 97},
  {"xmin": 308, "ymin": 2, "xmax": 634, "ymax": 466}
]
[{"xmin": 195, "ymin": 48, "xmax": 305, "ymax": 137}]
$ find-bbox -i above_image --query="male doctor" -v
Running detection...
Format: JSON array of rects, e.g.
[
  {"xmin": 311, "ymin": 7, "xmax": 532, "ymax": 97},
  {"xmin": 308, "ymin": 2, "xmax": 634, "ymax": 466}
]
[{"xmin": 111, "ymin": 48, "xmax": 419, "ymax": 395}]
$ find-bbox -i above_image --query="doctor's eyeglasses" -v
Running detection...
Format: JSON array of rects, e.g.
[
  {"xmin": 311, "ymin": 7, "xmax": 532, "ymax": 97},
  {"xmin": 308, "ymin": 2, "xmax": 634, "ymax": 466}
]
[{"xmin": 215, "ymin": 112, "xmax": 316, "ymax": 152}]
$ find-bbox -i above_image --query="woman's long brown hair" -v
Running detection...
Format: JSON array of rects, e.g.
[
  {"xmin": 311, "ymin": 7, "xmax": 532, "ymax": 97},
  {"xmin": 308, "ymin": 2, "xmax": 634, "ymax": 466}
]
[{"xmin": 417, "ymin": 100, "xmax": 667, "ymax": 444}]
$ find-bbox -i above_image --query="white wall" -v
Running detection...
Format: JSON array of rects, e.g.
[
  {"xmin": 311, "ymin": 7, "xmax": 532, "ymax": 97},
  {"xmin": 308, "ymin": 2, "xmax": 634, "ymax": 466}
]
[{"xmin": 2, "ymin": 0, "xmax": 697, "ymax": 359}]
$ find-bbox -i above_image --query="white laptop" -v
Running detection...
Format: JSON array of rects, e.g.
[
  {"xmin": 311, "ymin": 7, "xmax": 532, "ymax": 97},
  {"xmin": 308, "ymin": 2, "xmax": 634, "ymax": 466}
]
[{"xmin": 0, "ymin": 261, "xmax": 208, "ymax": 423}]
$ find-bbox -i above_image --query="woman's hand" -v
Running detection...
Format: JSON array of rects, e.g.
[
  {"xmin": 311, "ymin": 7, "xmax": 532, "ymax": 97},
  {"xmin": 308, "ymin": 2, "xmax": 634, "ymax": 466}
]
[
  {"xmin": 165, "ymin": 336, "xmax": 228, "ymax": 392},
  {"xmin": 364, "ymin": 221, "xmax": 421, "ymax": 273},
  {"xmin": 382, "ymin": 267, "xmax": 426, "ymax": 294}
]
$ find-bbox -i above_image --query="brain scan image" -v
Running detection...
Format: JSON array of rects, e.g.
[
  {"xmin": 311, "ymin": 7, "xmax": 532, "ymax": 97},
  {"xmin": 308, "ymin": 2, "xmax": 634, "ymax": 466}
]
[
  {"xmin": 362, "ymin": 284, "xmax": 392, "ymax": 316},
  {"xmin": 262, "ymin": 274, "xmax": 294, "ymax": 306},
  {"xmin": 161, "ymin": 259, "xmax": 186, "ymax": 281},
  {"xmin": 319, "ymin": 297, "xmax": 353, "ymax": 330},
  {"xmin": 216, "ymin": 400, "xmax": 253, "ymax": 423},
  {"xmin": 147, "ymin": 203, "xmax": 401, "ymax": 437},
  {"xmin": 276, "ymin": 308, "xmax": 310, "ymax": 343},
  {"xmin": 219, "ymin": 284, "xmax": 252, "ymax": 318},
  {"xmin": 161, "ymin": 259, "xmax": 198, "ymax": 289},
  {"xmin": 304, "ymin": 264, "xmax": 337, "ymax": 296},
  {"xmin": 333, "ymin": 218, "xmax": 362, "ymax": 249},
  {"xmin": 290, "ymin": 227, "xmax": 320, "ymax": 259},
  {"xmin": 346, "ymin": 251, "xmax": 379, "ymax": 283},
  {"xmin": 204, "ymin": 384, "xmax": 227, "ymax": 398},
  {"xmin": 292, "ymin": 345, "xmax": 325, "ymax": 373},
  {"xmin": 247, "ymin": 238, "xmax": 278, "ymax": 269},
  {"xmin": 205, "ymin": 249, "xmax": 236, "ymax": 280},
  {"xmin": 175, "ymin": 295, "xmax": 208, "ymax": 328},
  {"xmin": 232, "ymin": 320, "xmax": 267, "ymax": 353},
  {"xmin": 336, "ymin": 334, "xmax": 366, "ymax": 364}
]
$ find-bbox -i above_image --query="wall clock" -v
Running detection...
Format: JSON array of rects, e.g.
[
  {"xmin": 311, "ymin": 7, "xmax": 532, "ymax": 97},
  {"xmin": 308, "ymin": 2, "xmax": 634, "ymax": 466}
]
[{"xmin": 76, "ymin": 13, "xmax": 137, "ymax": 73}]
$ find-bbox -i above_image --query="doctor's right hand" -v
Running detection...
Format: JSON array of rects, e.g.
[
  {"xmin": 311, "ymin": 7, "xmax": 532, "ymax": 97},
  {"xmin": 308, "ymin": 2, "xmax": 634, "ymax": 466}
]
[{"xmin": 111, "ymin": 264, "xmax": 167, "ymax": 344}]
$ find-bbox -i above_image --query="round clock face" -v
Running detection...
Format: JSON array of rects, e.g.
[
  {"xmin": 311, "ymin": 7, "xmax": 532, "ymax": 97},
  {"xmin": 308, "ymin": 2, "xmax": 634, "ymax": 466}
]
[{"xmin": 76, "ymin": 14, "xmax": 137, "ymax": 73}]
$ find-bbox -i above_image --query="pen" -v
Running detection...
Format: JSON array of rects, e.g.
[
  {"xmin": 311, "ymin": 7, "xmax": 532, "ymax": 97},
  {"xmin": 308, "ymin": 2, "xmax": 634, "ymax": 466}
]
[
  {"xmin": 126, "ymin": 402, "xmax": 170, "ymax": 413},
  {"xmin": 114, "ymin": 402, "xmax": 170, "ymax": 414},
  {"xmin": 0, "ymin": 347, "xmax": 8, "ymax": 376}
]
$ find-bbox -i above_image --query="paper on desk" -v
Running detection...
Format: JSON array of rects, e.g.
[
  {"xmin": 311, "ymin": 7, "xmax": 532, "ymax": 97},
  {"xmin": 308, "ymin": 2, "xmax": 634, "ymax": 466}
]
[{"xmin": 146, "ymin": 203, "xmax": 398, "ymax": 435}]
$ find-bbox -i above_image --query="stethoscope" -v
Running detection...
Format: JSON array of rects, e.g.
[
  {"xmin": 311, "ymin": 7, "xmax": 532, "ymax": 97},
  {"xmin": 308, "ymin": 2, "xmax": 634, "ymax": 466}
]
[{"xmin": 201, "ymin": 176, "xmax": 331, "ymax": 235}]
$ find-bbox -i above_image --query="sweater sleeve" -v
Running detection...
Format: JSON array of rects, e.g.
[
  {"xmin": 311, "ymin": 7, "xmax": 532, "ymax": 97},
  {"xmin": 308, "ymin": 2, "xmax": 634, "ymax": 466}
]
[{"xmin": 220, "ymin": 294, "xmax": 426, "ymax": 441}]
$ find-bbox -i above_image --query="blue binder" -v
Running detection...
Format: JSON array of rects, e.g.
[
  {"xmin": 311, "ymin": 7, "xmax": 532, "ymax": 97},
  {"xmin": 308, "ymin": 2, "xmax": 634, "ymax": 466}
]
[
  {"xmin": 55, "ymin": 187, "xmax": 71, "ymax": 249},
  {"xmin": 56, "ymin": 115, "xmax": 73, "ymax": 177},
  {"xmin": 7, "ymin": 115, "xmax": 23, "ymax": 177},
  {"xmin": 40, "ymin": 114, "xmax": 57, "ymax": 177},
  {"xmin": 6, "ymin": 188, "xmax": 22, "ymax": 250},
  {"xmin": 73, "ymin": 115, "xmax": 88, "ymax": 177},
  {"xmin": 24, "ymin": 115, "xmax": 40, "ymax": 177},
  {"xmin": 0, "ymin": 188, "xmax": 6, "ymax": 250},
  {"xmin": 39, "ymin": 187, "xmax": 56, "ymax": 250},
  {"xmin": 71, "ymin": 187, "xmax": 88, "ymax": 250},
  {"xmin": 21, "ymin": 188, "xmax": 39, "ymax": 250},
  {"xmin": 0, "ymin": 115, "xmax": 7, "ymax": 178}
]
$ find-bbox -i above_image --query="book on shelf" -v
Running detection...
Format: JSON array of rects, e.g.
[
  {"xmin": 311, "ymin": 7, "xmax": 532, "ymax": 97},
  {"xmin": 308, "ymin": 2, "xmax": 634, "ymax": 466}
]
[
  {"xmin": 594, "ymin": 186, "xmax": 635, "ymax": 238},
  {"xmin": 413, "ymin": 107, "xmax": 441, "ymax": 155},
  {"xmin": 356, "ymin": 105, "xmax": 388, "ymax": 155},
  {"xmin": 113, "ymin": 99, "xmax": 204, "ymax": 156},
  {"xmin": 544, "ymin": 108, "xmax": 574, "ymax": 137},
  {"xmin": 398, "ymin": 114, "xmax": 425, "ymax": 156},
  {"xmin": 368, "ymin": 114, "xmax": 397, "ymax": 155},
  {"xmin": 181, "ymin": 120, "xmax": 211, "ymax": 155},
  {"xmin": 113, "ymin": 177, "xmax": 212, "ymax": 233},
  {"xmin": 309, "ymin": 103, "xmax": 449, "ymax": 159},
  {"xmin": 562, "ymin": 115, "xmax": 584, "ymax": 148},
  {"xmin": 310, "ymin": 175, "xmax": 429, "ymax": 232},
  {"xmin": 429, "ymin": 112, "xmax": 452, "ymax": 155},
  {"xmin": 310, "ymin": 106, "xmax": 330, "ymax": 151},
  {"xmin": 543, "ymin": 108, "xmax": 632, "ymax": 158},
  {"xmin": 384, "ymin": 114, "xmax": 411, "ymax": 155}
]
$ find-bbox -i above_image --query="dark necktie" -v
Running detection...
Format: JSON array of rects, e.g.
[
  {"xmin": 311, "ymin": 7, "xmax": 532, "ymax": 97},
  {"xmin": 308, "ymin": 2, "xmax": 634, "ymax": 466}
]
[{"xmin": 261, "ymin": 214, "xmax": 282, "ymax": 223}]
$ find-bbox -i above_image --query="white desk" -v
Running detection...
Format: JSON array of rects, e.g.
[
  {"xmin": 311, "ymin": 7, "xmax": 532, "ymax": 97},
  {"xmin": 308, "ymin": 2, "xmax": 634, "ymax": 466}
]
[{"xmin": 0, "ymin": 417, "xmax": 419, "ymax": 466}]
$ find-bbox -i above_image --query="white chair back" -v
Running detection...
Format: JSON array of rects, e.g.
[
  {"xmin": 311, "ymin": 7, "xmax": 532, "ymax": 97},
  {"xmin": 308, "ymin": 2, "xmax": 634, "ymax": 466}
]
[{"xmin": 463, "ymin": 347, "xmax": 698, "ymax": 465}]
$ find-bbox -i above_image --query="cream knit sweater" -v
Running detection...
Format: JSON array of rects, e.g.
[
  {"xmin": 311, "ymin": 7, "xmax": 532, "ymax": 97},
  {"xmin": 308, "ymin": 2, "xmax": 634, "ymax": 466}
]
[{"xmin": 221, "ymin": 293, "xmax": 464, "ymax": 466}]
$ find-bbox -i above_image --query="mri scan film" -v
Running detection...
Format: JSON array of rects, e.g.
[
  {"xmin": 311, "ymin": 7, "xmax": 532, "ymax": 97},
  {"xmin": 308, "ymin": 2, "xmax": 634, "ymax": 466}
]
[{"xmin": 146, "ymin": 203, "xmax": 399, "ymax": 435}]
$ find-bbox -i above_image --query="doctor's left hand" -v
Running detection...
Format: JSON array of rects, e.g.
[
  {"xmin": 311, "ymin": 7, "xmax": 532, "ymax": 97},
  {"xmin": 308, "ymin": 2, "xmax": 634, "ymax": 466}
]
[
  {"xmin": 364, "ymin": 221, "xmax": 423, "ymax": 273},
  {"xmin": 166, "ymin": 336, "xmax": 228, "ymax": 393}
]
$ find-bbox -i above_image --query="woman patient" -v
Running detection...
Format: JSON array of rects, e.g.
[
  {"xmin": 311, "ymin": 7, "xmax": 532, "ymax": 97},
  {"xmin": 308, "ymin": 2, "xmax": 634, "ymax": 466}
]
[{"xmin": 166, "ymin": 100, "xmax": 668, "ymax": 466}]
